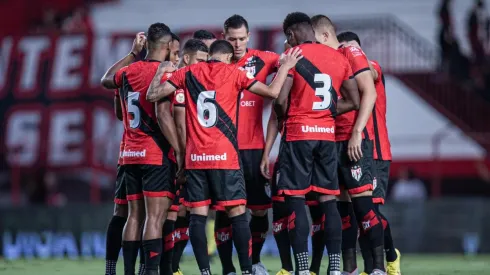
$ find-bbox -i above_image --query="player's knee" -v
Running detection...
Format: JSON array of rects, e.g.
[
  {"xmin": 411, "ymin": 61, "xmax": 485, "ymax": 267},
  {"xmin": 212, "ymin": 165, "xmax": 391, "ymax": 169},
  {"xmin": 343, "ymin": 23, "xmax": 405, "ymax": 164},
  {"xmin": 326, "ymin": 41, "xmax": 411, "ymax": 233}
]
[
  {"xmin": 190, "ymin": 206, "xmax": 209, "ymax": 216},
  {"xmin": 350, "ymin": 190, "xmax": 372, "ymax": 198},
  {"xmin": 337, "ymin": 189, "xmax": 351, "ymax": 201},
  {"xmin": 318, "ymin": 194, "xmax": 337, "ymax": 202},
  {"xmin": 128, "ymin": 200, "xmax": 145, "ymax": 219},
  {"xmin": 225, "ymin": 204, "xmax": 246, "ymax": 217},
  {"xmin": 113, "ymin": 203, "xmax": 128, "ymax": 217},
  {"xmin": 178, "ymin": 205, "xmax": 187, "ymax": 217},
  {"xmin": 167, "ymin": 211, "xmax": 178, "ymax": 221},
  {"xmin": 251, "ymin": 209, "xmax": 267, "ymax": 217}
]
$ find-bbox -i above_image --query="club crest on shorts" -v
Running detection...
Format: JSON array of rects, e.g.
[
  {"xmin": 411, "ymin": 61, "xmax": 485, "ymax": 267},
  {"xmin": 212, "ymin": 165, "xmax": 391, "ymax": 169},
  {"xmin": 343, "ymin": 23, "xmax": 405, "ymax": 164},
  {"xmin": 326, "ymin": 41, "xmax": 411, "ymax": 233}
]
[
  {"xmin": 351, "ymin": 165, "xmax": 362, "ymax": 181},
  {"xmin": 373, "ymin": 177, "xmax": 377, "ymax": 189},
  {"xmin": 265, "ymin": 183, "xmax": 271, "ymax": 198}
]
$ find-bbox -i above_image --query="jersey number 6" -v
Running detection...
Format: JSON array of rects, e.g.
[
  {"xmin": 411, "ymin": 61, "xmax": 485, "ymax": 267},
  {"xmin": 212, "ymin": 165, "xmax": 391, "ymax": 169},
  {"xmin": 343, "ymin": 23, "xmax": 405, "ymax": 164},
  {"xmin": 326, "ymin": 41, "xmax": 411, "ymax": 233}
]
[
  {"xmin": 313, "ymin": 73, "xmax": 333, "ymax": 111},
  {"xmin": 197, "ymin": 90, "xmax": 218, "ymax": 128}
]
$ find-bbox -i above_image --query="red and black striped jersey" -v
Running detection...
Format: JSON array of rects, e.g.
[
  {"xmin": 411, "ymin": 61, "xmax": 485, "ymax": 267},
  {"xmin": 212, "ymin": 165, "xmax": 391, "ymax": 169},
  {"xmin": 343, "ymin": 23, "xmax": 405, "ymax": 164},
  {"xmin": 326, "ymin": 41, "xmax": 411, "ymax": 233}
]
[
  {"xmin": 167, "ymin": 60, "xmax": 257, "ymax": 169},
  {"xmin": 234, "ymin": 49, "xmax": 279, "ymax": 150},
  {"xmin": 114, "ymin": 60, "xmax": 172, "ymax": 165},
  {"xmin": 280, "ymin": 42, "xmax": 353, "ymax": 142},
  {"xmin": 370, "ymin": 60, "xmax": 391, "ymax": 160},
  {"xmin": 336, "ymin": 45, "xmax": 374, "ymax": 141}
]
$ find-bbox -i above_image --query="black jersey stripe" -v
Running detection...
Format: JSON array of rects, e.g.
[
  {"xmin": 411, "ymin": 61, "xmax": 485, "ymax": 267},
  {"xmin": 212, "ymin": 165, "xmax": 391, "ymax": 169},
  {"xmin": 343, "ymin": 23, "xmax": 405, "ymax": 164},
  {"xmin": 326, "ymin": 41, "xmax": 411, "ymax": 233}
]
[
  {"xmin": 294, "ymin": 57, "xmax": 338, "ymax": 117},
  {"xmin": 184, "ymin": 71, "xmax": 239, "ymax": 154}
]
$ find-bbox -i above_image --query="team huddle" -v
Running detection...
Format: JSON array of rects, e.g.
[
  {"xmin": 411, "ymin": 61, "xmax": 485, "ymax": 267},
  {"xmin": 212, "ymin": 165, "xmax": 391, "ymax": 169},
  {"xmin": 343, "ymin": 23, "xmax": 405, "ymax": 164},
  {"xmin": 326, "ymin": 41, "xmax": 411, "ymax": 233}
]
[{"xmin": 100, "ymin": 12, "xmax": 399, "ymax": 275}]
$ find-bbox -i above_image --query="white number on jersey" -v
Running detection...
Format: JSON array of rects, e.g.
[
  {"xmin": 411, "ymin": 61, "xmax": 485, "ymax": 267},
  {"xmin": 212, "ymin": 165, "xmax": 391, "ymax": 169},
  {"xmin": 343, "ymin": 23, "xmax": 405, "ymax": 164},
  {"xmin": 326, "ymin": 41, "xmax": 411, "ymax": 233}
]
[
  {"xmin": 127, "ymin": 91, "xmax": 141, "ymax": 129},
  {"xmin": 197, "ymin": 91, "xmax": 218, "ymax": 128},
  {"xmin": 312, "ymin": 73, "xmax": 333, "ymax": 111}
]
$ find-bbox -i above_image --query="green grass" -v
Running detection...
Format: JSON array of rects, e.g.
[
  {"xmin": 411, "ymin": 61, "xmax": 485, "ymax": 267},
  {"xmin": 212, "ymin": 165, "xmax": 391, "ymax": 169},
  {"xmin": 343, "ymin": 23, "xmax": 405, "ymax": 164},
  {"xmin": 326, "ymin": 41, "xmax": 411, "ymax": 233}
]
[{"xmin": 1, "ymin": 255, "xmax": 489, "ymax": 275}]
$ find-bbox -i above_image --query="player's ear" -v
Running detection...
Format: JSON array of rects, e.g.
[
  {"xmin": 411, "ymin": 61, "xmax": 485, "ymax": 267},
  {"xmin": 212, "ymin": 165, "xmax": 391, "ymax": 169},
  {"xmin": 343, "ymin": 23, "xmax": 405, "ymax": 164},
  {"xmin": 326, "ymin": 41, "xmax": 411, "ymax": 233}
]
[
  {"xmin": 183, "ymin": 54, "xmax": 190, "ymax": 65},
  {"xmin": 221, "ymin": 32, "xmax": 225, "ymax": 39},
  {"xmin": 247, "ymin": 32, "xmax": 251, "ymax": 41}
]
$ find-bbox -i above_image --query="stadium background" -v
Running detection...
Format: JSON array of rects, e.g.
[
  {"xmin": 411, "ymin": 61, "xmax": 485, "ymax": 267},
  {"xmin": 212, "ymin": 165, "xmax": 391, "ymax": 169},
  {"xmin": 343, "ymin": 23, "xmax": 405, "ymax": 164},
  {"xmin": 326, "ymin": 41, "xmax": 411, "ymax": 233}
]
[{"xmin": 1, "ymin": 0, "xmax": 490, "ymax": 274}]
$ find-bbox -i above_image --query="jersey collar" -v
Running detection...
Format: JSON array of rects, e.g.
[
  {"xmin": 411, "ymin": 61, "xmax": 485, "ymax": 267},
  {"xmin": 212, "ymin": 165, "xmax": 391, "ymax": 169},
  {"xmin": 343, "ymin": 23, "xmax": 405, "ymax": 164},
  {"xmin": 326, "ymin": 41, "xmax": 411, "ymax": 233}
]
[
  {"xmin": 207, "ymin": 59, "xmax": 221, "ymax": 63},
  {"xmin": 144, "ymin": 59, "xmax": 161, "ymax": 63}
]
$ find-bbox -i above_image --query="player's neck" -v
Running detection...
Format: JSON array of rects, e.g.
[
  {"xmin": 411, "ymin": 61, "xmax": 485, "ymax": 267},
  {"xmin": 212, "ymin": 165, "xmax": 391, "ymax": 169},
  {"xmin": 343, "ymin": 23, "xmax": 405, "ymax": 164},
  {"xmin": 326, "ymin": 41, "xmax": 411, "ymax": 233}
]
[
  {"xmin": 145, "ymin": 52, "xmax": 165, "ymax": 62},
  {"xmin": 298, "ymin": 33, "xmax": 317, "ymax": 45},
  {"xmin": 328, "ymin": 38, "xmax": 341, "ymax": 50}
]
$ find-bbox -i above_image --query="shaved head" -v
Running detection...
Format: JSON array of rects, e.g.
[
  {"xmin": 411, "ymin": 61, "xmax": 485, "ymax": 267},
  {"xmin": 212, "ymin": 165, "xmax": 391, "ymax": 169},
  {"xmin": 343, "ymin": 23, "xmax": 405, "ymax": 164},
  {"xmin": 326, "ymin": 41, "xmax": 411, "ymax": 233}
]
[{"xmin": 311, "ymin": 15, "xmax": 336, "ymax": 33}]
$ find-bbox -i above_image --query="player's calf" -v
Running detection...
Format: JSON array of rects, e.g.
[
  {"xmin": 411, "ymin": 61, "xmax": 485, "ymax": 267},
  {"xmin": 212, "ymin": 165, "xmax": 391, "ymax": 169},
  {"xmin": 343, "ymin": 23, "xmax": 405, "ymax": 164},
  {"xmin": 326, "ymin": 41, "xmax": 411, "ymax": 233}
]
[
  {"xmin": 189, "ymin": 206, "xmax": 211, "ymax": 274},
  {"xmin": 215, "ymin": 210, "xmax": 236, "ymax": 274},
  {"xmin": 285, "ymin": 196, "xmax": 310, "ymax": 274},
  {"xmin": 308, "ymin": 203, "xmax": 324, "ymax": 275},
  {"xmin": 123, "ymin": 199, "xmax": 145, "ymax": 275},
  {"xmin": 142, "ymin": 196, "xmax": 172, "ymax": 274},
  {"xmin": 337, "ymin": 199, "xmax": 358, "ymax": 273},
  {"xmin": 105, "ymin": 204, "xmax": 128, "ymax": 275},
  {"xmin": 172, "ymin": 207, "xmax": 189, "ymax": 274},
  {"xmin": 250, "ymin": 209, "xmax": 269, "ymax": 266},
  {"xmin": 351, "ymin": 192, "xmax": 385, "ymax": 272},
  {"xmin": 272, "ymin": 200, "xmax": 293, "ymax": 273},
  {"xmin": 226, "ymin": 204, "xmax": 253, "ymax": 275},
  {"xmin": 318, "ymin": 195, "xmax": 342, "ymax": 274}
]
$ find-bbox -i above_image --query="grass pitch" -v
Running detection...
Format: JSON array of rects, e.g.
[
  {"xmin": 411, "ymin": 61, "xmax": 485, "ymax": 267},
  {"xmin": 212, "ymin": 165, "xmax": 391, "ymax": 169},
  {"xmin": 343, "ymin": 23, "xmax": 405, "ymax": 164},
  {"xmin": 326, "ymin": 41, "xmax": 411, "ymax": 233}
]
[{"xmin": 1, "ymin": 255, "xmax": 489, "ymax": 275}]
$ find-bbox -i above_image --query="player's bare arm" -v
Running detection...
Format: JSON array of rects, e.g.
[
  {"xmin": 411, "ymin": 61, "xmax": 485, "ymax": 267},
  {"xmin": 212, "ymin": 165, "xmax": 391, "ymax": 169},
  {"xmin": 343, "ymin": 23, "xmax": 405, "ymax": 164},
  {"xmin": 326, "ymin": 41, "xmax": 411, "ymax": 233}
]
[
  {"xmin": 100, "ymin": 32, "xmax": 146, "ymax": 89},
  {"xmin": 337, "ymin": 78, "xmax": 360, "ymax": 115},
  {"xmin": 114, "ymin": 96, "xmax": 123, "ymax": 121},
  {"xmin": 349, "ymin": 70, "xmax": 377, "ymax": 162},
  {"xmin": 146, "ymin": 61, "xmax": 177, "ymax": 102},
  {"xmin": 368, "ymin": 61, "xmax": 378, "ymax": 81},
  {"xmin": 174, "ymin": 106, "xmax": 186, "ymax": 161},
  {"xmin": 156, "ymin": 101, "xmax": 183, "ymax": 175},
  {"xmin": 274, "ymin": 75, "xmax": 293, "ymax": 118},
  {"xmin": 247, "ymin": 48, "xmax": 302, "ymax": 99},
  {"xmin": 260, "ymin": 110, "xmax": 280, "ymax": 179}
]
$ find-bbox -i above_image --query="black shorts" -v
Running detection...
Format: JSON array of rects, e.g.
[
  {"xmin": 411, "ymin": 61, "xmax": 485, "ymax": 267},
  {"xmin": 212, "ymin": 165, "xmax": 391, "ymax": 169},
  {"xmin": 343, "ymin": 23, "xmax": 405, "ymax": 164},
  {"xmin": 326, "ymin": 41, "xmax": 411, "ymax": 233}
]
[
  {"xmin": 114, "ymin": 164, "xmax": 127, "ymax": 204},
  {"xmin": 277, "ymin": 140, "xmax": 339, "ymax": 196},
  {"xmin": 372, "ymin": 160, "xmax": 391, "ymax": 204},
  {"xmin": 169, "ymin": 179, "xmax": 180, "ymax": 212},
  {"xmin": 125, "ymin": 163, "xmax": 175, "ymax": 201},
  {"xmin": 240, "ymin": 149, "xmax": 272, "ymax": 210},
  {"xmin": 337, "ymin": 139, "xmax": 374, "ymax": 195},
  {"xmin": 271, "ymin": 163, "xmax": 283, "ymax": 202},
  {"xmin": 184, "ymin": 169, "xmax": 246, "ymax": 208}
]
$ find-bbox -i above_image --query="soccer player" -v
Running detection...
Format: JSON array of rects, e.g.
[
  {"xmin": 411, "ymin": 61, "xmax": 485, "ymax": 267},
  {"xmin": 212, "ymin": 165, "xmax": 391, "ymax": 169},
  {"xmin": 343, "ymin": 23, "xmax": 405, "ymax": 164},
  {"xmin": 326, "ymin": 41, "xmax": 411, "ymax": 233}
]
[
  {"xmin": 147, "ymin": 39, "xmax": 301, "ymax": 275},
  {"xmin": 149, "ymin": 38, "xmax": 210, "ymax": 275},
  {"xmin": 101, "ymin": 23, "xmax": 181, "ymax": 275},
  {"xmin": 337, "ymin": 31, "xmax": 400, "ymax": 275},
  {"xmin": 104, "ymin": 93, "xmax": 129, "ymax": 275},
  {"xmin": 210, "ymin": 14, "xmax": 281, "ymax": 275},
  {"xmin": 311, "ymin": 15, "xmax": 385, "ymax": 275},
  {"xmin": 169, "ymin": 33, "xmax": 181, "ymax": 66},
  {"xmin": 276, "ymin": 12, "xmax": 361, "ymax": 275},
  {"xmin": 193, "ymin": 29, "xmax": 217, "ymax": 48}
]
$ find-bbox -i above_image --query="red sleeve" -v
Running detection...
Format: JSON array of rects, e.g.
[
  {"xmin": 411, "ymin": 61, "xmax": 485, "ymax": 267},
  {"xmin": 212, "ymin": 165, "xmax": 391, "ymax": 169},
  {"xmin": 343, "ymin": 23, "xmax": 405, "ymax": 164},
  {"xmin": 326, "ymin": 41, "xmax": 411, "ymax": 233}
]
[
  {"xmin": 114, "ymin": 66, "xmax": 129, "ymax": 88},
  {"xmin": 173, "ymin": 89, "xmax": 185, "ymax": 107},
  {"xmin": 343, "ymin": 57, "xmax": 354, "ymax": 81},
  {"xmin": 262, "ymin": 51, "xmax": 280, "ymax": 74},
  {"xmin": 167, "ymin": 67, "xmax": 187, "ymax": 89},
  {"xmin": 371, "ymin": 61, "xmax": 382, "ymax": 83},
  {"xmin": 344, "ymin": 46, "xmax": 370, "ymax": 76},
  {"xmin": 236, "ymin": 67, "xmax": 258, "ymax": 90},
  {"xmin": 114, "ymin": 89, "xmax": 119, "ymax": 97}
]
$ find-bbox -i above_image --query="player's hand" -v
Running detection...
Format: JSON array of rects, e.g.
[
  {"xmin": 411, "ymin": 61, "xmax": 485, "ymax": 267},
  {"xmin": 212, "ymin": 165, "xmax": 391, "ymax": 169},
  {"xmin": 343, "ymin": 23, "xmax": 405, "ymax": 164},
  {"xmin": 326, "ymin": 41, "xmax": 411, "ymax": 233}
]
[
  {"xmin": 347, "ymin": 131, "xmax": 363, "ymax": 162},
  {"xmin": 158, "ymin": 61, "xmax": 176, "ymax": 73},
  {"xmin": 175, "ymin": 152, "xmax": 185, "ymax": 178},
  {"xmin": 260, "ymin": 156, "xmax": 271, "ymax": 179},
  {"xmin": 279, "ymin": 47, "xmax": 303, "ymax": 69},
  {"xmin": 131, "ymin": 32, "xmax": 146, "ymax": 55}
]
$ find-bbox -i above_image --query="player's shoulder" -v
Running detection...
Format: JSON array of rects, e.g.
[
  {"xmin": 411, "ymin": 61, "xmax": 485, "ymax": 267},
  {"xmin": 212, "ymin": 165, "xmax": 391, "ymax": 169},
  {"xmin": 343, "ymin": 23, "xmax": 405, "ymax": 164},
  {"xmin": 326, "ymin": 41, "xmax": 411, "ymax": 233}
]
[
  {"xmin": 370, "ymin": 60, "xmax": 381, "ymax": 69},
  {"xmin": 250, "ymin": 48, "xmax": 279, "ymax": 58},
  {"xmin": 342, "ymin": 45, "xmax": 367, "ymax": 58}
]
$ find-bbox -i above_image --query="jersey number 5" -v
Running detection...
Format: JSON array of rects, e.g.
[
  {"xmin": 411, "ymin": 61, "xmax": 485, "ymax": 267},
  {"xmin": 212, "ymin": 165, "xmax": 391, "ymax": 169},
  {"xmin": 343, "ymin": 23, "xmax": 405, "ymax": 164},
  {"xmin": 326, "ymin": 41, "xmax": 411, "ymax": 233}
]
[
  {"xmin": 127, "ymin": 91, "xmax": 140, "ymax": 129},
  {"xmin": 313, "ymin": 73, "xmax": 333, "ymax": 111},
  {"xmin": 197, "ymin": 91, "xmax": 218, "ymax": 128}
]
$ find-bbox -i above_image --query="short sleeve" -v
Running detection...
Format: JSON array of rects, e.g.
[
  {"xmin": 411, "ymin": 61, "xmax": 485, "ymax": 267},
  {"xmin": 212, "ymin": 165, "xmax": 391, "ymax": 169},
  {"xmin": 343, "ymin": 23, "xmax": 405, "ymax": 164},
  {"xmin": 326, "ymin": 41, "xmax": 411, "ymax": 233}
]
[
  {"xmin": 236, "ymin": 67, "xmax": 258, "ymax": 90},
  {"xmin": 343, "ymin": 58, "xmax": 354, "ymax": 81},
  {"xmin": 114, "ymin": 66, "xmax": 128, "ymax": 88},
  {"xmin": 172, "ymin": 89, "xmax": 185, "ymax": 107},
  {"xmin": 261, "ymin": 51, "xmax": 280, "ymax": 74},
  {"xmin": 344, "ymin": 46, "xmax": 370, "ymax": 76},
  {"xmin": 167, "ymin": 67, "xmax": 187, "ymax": 89},
  {"xmin": 370, "ymin": 61, "xmax": 382, "ymax": 83}
]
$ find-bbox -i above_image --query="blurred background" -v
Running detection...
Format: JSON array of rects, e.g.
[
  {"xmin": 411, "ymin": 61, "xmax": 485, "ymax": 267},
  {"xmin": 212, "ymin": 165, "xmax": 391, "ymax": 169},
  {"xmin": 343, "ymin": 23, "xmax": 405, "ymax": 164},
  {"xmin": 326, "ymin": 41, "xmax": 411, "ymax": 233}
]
[{"xmin": 1, "ymin": 0, "xmax": 490, "ymax": 267}]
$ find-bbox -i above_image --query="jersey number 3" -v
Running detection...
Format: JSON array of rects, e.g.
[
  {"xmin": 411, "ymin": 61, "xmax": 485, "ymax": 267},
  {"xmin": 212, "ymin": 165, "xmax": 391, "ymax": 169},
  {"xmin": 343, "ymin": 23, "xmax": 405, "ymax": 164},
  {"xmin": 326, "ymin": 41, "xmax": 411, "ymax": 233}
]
[
  {"xmin": 197, "ymin": 91, "xmax": 218, "ymax": 128},
  {"xmin": 313, "ymin": 73, "xmax": 333, "ymax": 111}
]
